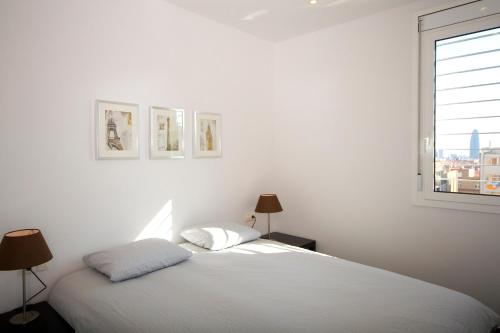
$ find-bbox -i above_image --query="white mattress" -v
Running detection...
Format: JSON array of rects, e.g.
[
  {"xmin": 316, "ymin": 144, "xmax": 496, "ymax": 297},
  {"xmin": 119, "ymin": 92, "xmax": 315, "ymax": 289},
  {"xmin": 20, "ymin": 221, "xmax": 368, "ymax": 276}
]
[{"xmin": 49, "ymin": 239, "xmax": 499, "ymax": 333}]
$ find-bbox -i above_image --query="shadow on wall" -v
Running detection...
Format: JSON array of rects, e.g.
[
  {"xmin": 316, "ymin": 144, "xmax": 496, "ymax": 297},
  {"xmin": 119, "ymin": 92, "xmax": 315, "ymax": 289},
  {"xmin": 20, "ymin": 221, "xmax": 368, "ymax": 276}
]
[{"xmin": 135, "ymin": 200, "xmax": 173, "ymax": 241}]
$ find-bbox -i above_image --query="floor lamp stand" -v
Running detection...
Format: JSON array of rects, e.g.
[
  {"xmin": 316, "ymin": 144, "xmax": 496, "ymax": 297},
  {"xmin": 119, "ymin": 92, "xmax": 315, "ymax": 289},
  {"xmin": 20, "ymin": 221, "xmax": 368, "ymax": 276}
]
[{"xmin": 10, "ymin": 268, "xmax": 46, "ymax": 325}]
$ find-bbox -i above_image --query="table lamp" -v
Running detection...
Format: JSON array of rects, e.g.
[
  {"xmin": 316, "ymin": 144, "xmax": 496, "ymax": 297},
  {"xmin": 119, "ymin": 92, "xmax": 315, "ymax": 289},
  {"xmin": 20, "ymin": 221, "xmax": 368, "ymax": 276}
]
[
  {"xmin": 255, "ymin": 194, "xmax": 283, "ymax": 239},
  {"xmin": 0, "ymin": 229, "xmax": 53, "ymax": 325}
]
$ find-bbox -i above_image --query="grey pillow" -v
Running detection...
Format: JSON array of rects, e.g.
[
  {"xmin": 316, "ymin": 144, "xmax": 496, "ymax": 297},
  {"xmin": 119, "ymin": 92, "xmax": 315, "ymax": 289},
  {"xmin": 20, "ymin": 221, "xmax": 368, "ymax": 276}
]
[{"xmin": 83, "ymin": 238, "xmax": 192, "ymax": 282}]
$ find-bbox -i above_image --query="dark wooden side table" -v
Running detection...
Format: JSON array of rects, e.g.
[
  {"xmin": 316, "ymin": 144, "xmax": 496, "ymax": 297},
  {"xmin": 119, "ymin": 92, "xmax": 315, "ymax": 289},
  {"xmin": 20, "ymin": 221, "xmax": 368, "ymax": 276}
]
[
  {"xmin": 0, "ymin": 301, "xmax": 74, "ymax": 333},
  {"xmin": 261, "ymin": 232, "xmax": 316, "ymax": 251}
]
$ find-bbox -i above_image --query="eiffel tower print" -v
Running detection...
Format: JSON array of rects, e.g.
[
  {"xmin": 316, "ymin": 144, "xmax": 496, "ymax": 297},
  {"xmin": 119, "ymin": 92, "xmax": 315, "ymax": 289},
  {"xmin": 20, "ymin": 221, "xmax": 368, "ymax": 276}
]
[{"xmin": 106, "ymin": 116, "xmax": 124, "ymax": 150}]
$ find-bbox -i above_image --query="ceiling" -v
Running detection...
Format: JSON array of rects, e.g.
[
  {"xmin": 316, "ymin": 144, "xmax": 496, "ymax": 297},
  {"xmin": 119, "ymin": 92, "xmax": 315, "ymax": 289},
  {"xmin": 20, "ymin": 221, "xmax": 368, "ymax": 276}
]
[{"xmin": 164, "ymin": 0, "xmax": 420, "ymax": 42}]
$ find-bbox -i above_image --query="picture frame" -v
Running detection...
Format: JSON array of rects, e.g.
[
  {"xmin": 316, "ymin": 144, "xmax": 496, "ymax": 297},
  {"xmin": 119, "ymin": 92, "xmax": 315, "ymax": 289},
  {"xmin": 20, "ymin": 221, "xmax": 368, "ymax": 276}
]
[
  {"xmin": 193, "ymin": 112, "xmax": 222, "ymax": 158},
  {"xmin": 150, "ymin": 106, "xmax": 185, "ymax": 159},
  {"xmin": 95, "ymin": 100, "xmax": 140, "ymax": 160}
]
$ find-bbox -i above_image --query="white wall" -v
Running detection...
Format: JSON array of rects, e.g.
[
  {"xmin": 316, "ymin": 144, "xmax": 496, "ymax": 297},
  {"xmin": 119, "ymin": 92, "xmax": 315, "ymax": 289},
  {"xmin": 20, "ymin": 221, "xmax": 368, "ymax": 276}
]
[
  {"xmin": 272, "ymin": 0, "xmax": 500, "ymax": 313},
  {"xmin": 0, "ymin": 0, "xmax": 274, "ymax": 313}
]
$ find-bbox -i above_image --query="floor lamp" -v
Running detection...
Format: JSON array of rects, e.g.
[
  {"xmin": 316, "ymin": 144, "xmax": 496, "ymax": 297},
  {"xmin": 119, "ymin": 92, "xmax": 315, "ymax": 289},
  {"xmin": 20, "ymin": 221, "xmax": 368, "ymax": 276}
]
[{"xmin": 0, "ymin": 229, "xmax": 53, "ymax": 325}]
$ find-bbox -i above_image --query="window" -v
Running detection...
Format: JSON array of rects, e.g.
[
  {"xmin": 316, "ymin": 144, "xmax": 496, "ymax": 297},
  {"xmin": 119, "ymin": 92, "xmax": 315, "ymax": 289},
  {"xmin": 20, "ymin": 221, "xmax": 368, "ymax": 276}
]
[
  {"xmin": 435, "ymin": 27, "xmax": 500, "ymax": 196},
  {"xmin": 417, "ymin": 1, "xmax": 500, "ymax": 212}
]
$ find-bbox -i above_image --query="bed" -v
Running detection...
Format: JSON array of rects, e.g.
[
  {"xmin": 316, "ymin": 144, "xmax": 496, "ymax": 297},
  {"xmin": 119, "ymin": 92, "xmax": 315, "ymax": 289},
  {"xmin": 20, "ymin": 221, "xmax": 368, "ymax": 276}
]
[{"xmin": 49, "ymin": 239, "xmax": 499, "ymax": 333}]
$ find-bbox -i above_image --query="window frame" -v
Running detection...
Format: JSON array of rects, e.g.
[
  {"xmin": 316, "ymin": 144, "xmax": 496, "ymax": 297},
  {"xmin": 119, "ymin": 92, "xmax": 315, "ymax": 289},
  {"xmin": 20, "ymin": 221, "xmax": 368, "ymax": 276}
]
[{"xmin": 412, "ymin": 1, "xmax": 500, "ymax": 214}]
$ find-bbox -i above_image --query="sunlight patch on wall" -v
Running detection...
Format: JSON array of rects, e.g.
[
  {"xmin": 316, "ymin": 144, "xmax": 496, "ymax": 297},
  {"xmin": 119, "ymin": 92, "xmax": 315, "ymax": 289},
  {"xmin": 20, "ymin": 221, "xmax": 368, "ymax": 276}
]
[
  {"xmin": 241, "ymin": 9, "xmax": 269, "ymax": 21},
  {"xmin": 323, "ymin": 0, "xmax": 349, "ymax": 8},
  {"xmin": 135, "ymin": 200, "xmax": 173, "ymax": 241}
]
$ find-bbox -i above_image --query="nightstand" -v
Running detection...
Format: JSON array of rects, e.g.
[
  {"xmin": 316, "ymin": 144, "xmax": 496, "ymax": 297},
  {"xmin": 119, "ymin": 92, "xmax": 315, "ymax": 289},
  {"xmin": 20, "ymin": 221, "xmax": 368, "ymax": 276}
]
[
  {"xmin": 261, "ymin": 232, "xmax": 316, "ymax": 251},
  {"xmin": 0, "ymin": 301, "xmax": 74, "ymax": 333}
]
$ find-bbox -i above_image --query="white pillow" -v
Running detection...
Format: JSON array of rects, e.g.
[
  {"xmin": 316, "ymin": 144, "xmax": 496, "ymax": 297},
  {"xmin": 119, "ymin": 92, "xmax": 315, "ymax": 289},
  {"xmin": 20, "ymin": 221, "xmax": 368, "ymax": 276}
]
[
  {"xmin": 83, "ymin": 238, "xmax": 192, "ymax": 282},
  {"xmin": 180, "ymin": 222, "xmax": 261, "ymax": 250}
]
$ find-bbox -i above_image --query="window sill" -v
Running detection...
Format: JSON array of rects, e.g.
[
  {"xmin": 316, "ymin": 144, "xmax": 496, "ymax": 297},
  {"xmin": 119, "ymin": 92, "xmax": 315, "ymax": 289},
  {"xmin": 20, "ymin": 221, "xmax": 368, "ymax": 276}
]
[{"xmin": 413, "ymin": 190, "xmax": 500, "ymax": 214}]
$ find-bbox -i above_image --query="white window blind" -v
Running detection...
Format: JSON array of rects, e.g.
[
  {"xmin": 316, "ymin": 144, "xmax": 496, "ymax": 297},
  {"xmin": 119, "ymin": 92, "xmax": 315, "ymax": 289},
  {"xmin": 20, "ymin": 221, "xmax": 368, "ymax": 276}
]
[{"xmin": 434, "ymin": 26, "xmax": 500, "ymax": 196}]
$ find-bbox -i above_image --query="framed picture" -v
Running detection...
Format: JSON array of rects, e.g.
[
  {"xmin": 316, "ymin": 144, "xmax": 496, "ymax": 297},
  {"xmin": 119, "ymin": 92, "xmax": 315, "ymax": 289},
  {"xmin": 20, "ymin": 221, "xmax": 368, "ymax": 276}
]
[
  {"xmin": 150, "ymin": 107, "xmax": 185, "ymax": 159},
  {"xmin": 95, "ymin": 100, "xmax": 139, "ymax": 159},
  {"xmin": 193, "ymin": 112, "xmax": 222, "ymax": 158}
]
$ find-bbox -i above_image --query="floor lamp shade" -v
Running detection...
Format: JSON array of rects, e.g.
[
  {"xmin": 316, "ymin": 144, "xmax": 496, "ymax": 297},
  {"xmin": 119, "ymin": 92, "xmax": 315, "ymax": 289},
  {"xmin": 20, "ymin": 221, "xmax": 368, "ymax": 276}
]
[
  {"xmin": 0, "ymin": 229, "xmax": 53, "ymax": 270},
  {"xmin": 255, "ymin": 194, "xmax": 283, "ymax": 213},
  {"xmin": 0, "ymin": 229, "xmax": 53, "ymax": 325}
]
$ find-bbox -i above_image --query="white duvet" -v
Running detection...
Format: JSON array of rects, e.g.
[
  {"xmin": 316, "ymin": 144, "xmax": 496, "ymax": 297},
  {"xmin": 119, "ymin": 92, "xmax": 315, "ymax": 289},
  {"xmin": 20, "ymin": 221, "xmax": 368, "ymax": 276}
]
[{"xmin": 49, "ymin": 239, "xmax": 499, "ymax": 333}]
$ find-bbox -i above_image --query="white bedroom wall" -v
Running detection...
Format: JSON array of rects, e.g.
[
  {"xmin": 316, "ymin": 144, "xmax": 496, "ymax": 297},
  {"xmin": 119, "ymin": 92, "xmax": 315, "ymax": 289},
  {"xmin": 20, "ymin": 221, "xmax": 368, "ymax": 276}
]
[
  {"xmin": 272, "ymin": 0, "xmax": 500, "ymax": 313},
  {"xmin": 0, "ymin": 0, "xmax": 274, "ymax": 312}
]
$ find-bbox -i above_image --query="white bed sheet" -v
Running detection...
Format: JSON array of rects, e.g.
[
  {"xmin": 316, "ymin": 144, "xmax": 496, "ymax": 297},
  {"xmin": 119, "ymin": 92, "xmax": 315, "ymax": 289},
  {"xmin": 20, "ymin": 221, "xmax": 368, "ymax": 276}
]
[{"xmin": 49, "ymin": 239, "xmax": 499, "ymax": 333}]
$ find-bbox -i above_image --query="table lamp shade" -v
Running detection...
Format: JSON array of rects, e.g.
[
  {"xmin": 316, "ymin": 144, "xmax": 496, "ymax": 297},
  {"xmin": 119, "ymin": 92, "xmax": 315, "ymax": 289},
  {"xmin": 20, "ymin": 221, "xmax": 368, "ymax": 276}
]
[
  {"xmin": 0, "ymin": 229, "xmax": 53, "ymax": 271},
  {"xmin": 255, "ymin": 194, "xmax": 283, "ymax": 213}
]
